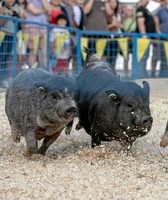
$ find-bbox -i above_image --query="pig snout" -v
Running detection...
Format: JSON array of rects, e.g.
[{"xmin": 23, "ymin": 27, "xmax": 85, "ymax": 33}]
[
  {"xmin": 141, "ymin": 115, "xmax": 153, "ymax": 126},
  {"xmin": 65, "ymin": 106, "xmax": 78, "ymax": 118},
  {"xmin": 135, "ymin": 115, "xmax": 153, "ymax": 127}
]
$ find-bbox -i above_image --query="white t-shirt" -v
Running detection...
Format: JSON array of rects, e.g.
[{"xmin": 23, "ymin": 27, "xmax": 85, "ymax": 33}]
[
  {"xmin": 73, "ymin": 5, "xmax": 82, "ymax": 27},
  {"xmin": 50, "ymin": 28, "xmax": 71, "ymax": 59}
]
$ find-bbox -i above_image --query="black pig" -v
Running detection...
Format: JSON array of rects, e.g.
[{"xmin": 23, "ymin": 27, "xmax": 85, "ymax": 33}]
[{"xmin": 76, "ymin": 48, "xmax": 153, "ymax": 149}]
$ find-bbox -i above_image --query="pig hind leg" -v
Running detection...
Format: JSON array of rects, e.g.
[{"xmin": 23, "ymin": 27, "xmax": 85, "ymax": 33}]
[{"xmin": 36, "ymin": 131, "xmax": 62, "ymax": 155}]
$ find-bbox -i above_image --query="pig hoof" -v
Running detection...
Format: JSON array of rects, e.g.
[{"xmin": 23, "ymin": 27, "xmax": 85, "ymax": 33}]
[
  {"xmin": 91, "ymin": 140, "xmax": 97, "ymax": 148},
  {"xmin": 12, "ymin": 132, "xmax": 21, "ymax": 143},
  {"xmin": 23, "ymin": 150, "xmax": 33, "ymax": 157},
  {"xmin": 160, "ymin": 136, "xmax": 168, "ymax": 148},
  {"xmin": 36, "ymin": 148, "xmax": 46, "ymax": 155},
  {"xmin": 75, "ymin": 123, "xmax": 82, "ymax": 131},
  {"xmin": 160, "ymin": 141, "xmax": 167, "ymax": 148},
  {"xmin": 65, "ymin": 126, "xmax": 72, "ymax": 135}
]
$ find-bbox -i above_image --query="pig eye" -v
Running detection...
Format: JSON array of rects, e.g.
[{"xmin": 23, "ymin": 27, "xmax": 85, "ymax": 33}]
[
  {"xmin": 127, "ymin": 103, "xmax": 134, "ymax": 111},
  {"xmin": 52, "ymin": 93, "xmax": 61, "ymax": 100}
]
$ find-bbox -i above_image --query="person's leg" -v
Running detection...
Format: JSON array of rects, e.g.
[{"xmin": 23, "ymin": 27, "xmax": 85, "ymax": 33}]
[
  {"xmin": 138, "ymin": 45, "xmax": 150, "ymax": 78},
  {"xmin": 151, "ymin": 43, "xmax": 157, "ymax": 77},
  {"xmin": 28, "ymin": 27, "xmax": 39, "ymax": 67},
  {"xmin": 40, "ymin": 35, "xmax": 47, "ymax": 69},
  {"xmin": 88, "ymin": 38, "xmax": 96, "ymax": 53},
  {"xmin": 0, "ymin": 37, "xmax": 7, "ymax": 81},
  {"xmin": 106, "ymin": 40, "xmax": 118, "ymax": 68},
  {"xmin": 124, "ymin": 57, "xmax": 129, "ymax": 77},
  {"xmin": 124, "ymin": 39, "xmax": 132, "ymax": 77},
  {"xmin": 151, "ymin": 42, "xmax": 160, "ymax": 77},
  {"xmin": 28, "ymin": 33, "xmax": 37, "ymax": 67},
  {"xmin": 0, "ymin": 35, "xmax": 13, "ymax": 86},
  {"xmin": 159, "ymin": 43, "xmax": 168, "ymax": 77},
  {"xmin": 28, "ymin": 49, "xmax": 37, "ymax": 67}
]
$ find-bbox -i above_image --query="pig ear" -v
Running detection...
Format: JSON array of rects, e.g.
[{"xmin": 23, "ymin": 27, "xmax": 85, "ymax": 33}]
[
  {"xmin": 105, "ymin": 89, "xmax": 123, "ymax": 101},
  {"xmin": 142, "ymin": 81, "xmax": 150, "ymax": 98}
]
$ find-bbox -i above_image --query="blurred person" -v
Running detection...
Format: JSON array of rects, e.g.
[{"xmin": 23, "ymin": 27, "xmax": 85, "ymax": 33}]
[
  {"xmin": 0, "ymin": 0, "xmax": 3, "ymax": 7},
  {"xmin": 105, "ymin": 0, "xmax": 122, "ymax": 68},
  {"xmin": 136, "ymin": 0, "xmax": 156, "ymax": 78},
  {"xmin": 122, "ymin": 5, "xmax": 136, "ymax": 34},
  {"xmin": 0, "ymin": 0, "xmax": 24, "ymax": 87},
  {"xmin": 41, "ymin": 0, "xmax": 70, "ymax": 25},
  {"xmin": 105, "ymin": 0, "xmax": 122, "ymax": 34},
  {"xmin": 61, "ymin": 0, "xmax": 72, "ymax": 22},
  {"xmin": 27, "ymin": 0, "xmax": 48, "ymax": 68},
  {"xmin": 62, "ymin": 0, "xmax": 84, "ymax": 73},
  {"xmin": 154, "ymin": 0, "xmax": 166, "ymax": 6},
  {"xmin": 15, "ymin": 0, "xmax": 29, "ymax": 67},
  {"xmin": 155, "ymin": 0, "xmax": 168, "ymax": 77},
  {"xmin": 149, "ymin": 0, "xmax": 163, "ymax": 77},
  {"xmin": 122, "ymin": 5, "xmax": 136, "ymax": 77},
  {"xmin": 50, "ymin": 13, "xmax": 71, "ymax": 74},
  {"xmin": 82, "ymin": 0, "xmax": 109, "ymax": 59},
  {"xmin": 15, "ymin": 0, "xmax": 28, "ymax": 18},
  {"xmin": 83, "ymin": 0, "xmax": 108, "ymax": 31},
  {"xmin": 150, "ymin": 38, "xmax": 161, "ymax": 77},
  {"xmin": 77, "ymin": 0, "xmax": 84, "ymax": 7},
  {"xmin": 66, "ymin": 0, "xmax": 84, "ymax": 29},
  {"xmin": 61, "ymin": 0, "xmax": 69, "ymax": 5}
]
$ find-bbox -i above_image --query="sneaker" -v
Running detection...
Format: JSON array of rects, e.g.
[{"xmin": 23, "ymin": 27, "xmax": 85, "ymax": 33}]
[{"xmin": 21, "ymin": 64, "xmax": 29, "ymax": 70}]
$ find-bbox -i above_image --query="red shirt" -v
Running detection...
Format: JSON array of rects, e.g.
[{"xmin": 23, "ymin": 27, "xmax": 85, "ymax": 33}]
[{"xmin": 50, "ymin": 10, "xmax": 63, "ymax": 24}]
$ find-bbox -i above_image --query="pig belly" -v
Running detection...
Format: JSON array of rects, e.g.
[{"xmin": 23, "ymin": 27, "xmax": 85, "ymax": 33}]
[{"xmin": 35, "ymin": 126, "xmax": 63, "ymax": 140}]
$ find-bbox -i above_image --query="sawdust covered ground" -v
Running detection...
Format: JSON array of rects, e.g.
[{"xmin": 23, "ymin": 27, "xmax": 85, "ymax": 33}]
[{"xmin": 0, "ymin": 79, "xmax": 168, "ymax": 200}]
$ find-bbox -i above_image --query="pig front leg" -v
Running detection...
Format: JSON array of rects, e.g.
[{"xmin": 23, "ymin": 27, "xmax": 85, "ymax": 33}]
[
  {"xmin": 12, "ymin": 130, "xmax": 21, "ymax": 143},
  {"xmin": 75, "ymin": 121, "xmax": 83, "ymax": 131},
  {"xmin": 65, "ymin": 121, "xmax": 73, "ymax": 135},
  {"xmin": 24, "ymin": 130, "xmax": 37, "ymax": 157},
  {"xmin": 36, "ymin": 130, "xmax": 62, "ymax": 155},
  {"xmin": 90, "ymin": 122, "xmax": 102, "ymax": 148},
  {"xmin": 11, "ymin": 125, "xmax": 21, "ymax": 143},
  {"xmin": 91, "ymin": 129, "xmax": 101, "ymax": 148}
]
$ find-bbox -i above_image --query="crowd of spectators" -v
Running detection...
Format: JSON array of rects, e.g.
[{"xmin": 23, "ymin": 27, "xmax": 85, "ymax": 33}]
[{"xmin": 0, "ymin": 0, "xmax": 168, "ymax": 83}]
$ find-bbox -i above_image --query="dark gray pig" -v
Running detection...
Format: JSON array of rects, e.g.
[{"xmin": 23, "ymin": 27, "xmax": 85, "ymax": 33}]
[
  {"xmin": 76, "ymin": 48, "xmax": 153, "ymax": 149},
  {"xmin": 5, "ymin": 68, "xmax": 77, "ymax": 157},
  {"xmin": 160, "ymin": 121, "xmax": 168, "ymax": 147}
]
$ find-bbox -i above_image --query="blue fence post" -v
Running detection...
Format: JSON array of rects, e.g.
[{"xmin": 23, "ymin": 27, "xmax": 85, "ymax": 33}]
[
  {"xmin": 132, "ymin": 34, "xmax": 138, "ymax": 79},
  {"xmin": 77, "ymin": 31, "xmax": 82, "ymax": 75},
  {"xmin": 12, "ymin": 18, "xmax": 18, "ymax": 79},
  {"xmin": 46, "ymin": 25, "xmax": 50, "ymax": 72}
]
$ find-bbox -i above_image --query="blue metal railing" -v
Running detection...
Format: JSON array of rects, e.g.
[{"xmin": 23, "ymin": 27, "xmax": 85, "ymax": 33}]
[{"xmin": 0, "ymin": 15, "xmax": 168, "ymax": 87}]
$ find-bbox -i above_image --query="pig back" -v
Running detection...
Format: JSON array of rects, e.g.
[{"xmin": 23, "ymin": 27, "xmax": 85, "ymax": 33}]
[
  {"xmin": 5, "ymin": 69, "xmax": 52, "ymax": 129},
  {"xmin": 76, "ymin": 67, "xmax": 118, "ymax": 103}
]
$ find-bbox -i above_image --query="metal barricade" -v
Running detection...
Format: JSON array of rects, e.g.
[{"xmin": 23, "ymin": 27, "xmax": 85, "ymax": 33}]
[{"xmin": 0, "ymin": 16, "xmax": 168, "ymax": 88}]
